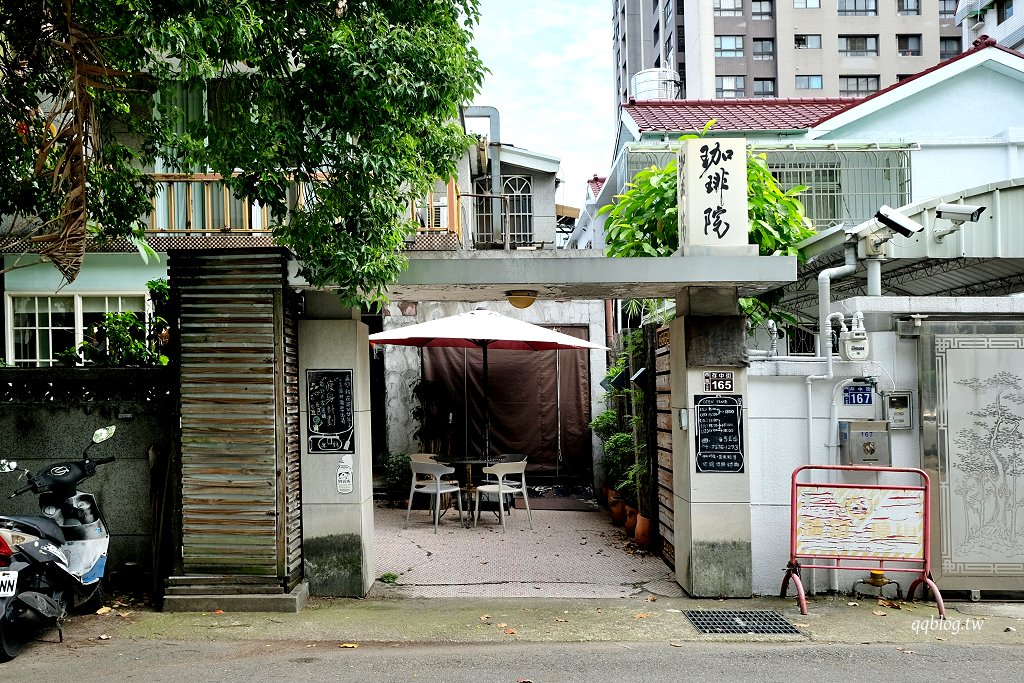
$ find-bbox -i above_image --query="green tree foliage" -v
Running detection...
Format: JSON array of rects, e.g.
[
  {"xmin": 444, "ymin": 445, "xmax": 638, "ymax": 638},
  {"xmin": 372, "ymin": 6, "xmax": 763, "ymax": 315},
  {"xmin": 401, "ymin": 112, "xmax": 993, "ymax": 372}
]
[{"xmin": 1, "ymin": 1, "xmax": 485, "ymax": 305}]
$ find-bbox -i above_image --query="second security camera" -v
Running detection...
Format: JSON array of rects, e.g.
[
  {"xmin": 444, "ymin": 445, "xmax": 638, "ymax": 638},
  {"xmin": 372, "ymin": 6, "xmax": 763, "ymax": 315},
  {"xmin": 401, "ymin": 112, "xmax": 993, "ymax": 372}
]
[
  {"xmin": 935, "ymin": 203, "xmax": 986, "ymax": 222},
  {"xmin": 874, "ymin": 205, "xmax": 924, "ymax": 237}
]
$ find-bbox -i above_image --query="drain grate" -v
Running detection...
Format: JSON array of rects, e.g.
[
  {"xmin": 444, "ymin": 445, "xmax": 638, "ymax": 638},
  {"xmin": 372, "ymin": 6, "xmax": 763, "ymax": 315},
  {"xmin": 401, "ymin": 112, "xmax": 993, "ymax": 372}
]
[{"xmin": 684, "ymin": 610, "xmax": 802, "ymax": 635}]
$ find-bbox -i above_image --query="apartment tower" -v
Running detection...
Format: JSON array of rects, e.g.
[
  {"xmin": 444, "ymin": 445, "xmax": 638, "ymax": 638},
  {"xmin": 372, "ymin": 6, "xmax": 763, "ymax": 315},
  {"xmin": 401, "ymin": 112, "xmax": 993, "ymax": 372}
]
[{"xmin": 612, "ymin": 0, "xmax": 964, "ymax": 102}]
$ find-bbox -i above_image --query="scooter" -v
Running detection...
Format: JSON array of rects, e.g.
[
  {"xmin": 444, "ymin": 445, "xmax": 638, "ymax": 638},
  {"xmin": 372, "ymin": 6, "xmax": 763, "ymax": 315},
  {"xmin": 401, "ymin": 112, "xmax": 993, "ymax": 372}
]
[{"xmin": 0, "ymin": 425, "xmax": 117, "ymax": 661}]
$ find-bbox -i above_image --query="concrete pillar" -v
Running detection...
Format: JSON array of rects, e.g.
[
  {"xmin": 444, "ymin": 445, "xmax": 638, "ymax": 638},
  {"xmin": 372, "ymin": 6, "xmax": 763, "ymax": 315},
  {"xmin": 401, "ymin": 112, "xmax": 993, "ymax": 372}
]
[
  {"xmin": 671, "ymin": 287, "xmax": 753, "ymax": 597},
  {"xmin": 299, "ymin": 320, "xmax": 375, "ymax": 597}
]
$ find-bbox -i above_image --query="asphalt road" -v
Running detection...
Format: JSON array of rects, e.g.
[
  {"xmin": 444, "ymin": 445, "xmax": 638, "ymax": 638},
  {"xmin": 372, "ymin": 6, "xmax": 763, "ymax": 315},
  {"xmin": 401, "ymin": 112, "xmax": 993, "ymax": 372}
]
[{"xmin": 4, "ymin": 639, "xmax": 1023, "ymax": 683}]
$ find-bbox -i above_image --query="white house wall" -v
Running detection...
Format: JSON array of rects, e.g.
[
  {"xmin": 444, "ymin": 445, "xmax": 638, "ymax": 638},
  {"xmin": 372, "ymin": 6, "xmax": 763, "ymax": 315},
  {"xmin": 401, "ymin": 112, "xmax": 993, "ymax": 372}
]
[{"xmin": 3, "ymin": 253, "xmax": 167, "ymax": 293}]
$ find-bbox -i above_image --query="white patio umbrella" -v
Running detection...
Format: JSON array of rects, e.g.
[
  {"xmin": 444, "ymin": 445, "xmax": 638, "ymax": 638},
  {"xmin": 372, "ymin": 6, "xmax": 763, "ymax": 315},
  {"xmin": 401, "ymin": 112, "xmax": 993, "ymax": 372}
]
[{"xmin": 369, "ymin": 307, "xmax": 608, "ymax": 459}]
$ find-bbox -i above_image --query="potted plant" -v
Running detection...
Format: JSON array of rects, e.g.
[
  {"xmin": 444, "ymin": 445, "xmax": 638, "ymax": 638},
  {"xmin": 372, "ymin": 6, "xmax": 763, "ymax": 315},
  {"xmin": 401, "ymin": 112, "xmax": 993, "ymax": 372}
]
[
  {"xmin": 600, "ymin": 432, "xmax": 633, "ymax": 525},
  {"xmin": 617, "ymin": 462, "xmax": 640, "ymax": 536},
  {"xmin": 376, "ymin": 452, "xmax": 411, "ymax": 507}
]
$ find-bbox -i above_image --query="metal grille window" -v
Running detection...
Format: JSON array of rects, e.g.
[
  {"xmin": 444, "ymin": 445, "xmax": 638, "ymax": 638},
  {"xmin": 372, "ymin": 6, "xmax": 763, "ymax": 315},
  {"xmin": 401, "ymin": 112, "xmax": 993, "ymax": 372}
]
[
  {"xmin": 713, "ymin": 0, "xmax": 743, "ymax": 16},
  {"xmin": 795, "ymin": 34, "xmax": 822, "ymax": 49},
  {"xmin": 940, "ymin": 37, "xmax": 962, "ymax": 60},
  {"xmin": 755, "ymin": 146, "xmax": 912, "ymax": 230},
  {"xmin": 839, "ymin": 75, "xmax": 880, "ymax": 95},
  {"xmin": 8, "ymin": 294, "xmax": 146, "ymax": 366},
  {"xmin": 473, "ymin": 178, "xmax": 495, "ymax": 244},
  {"xmin": 839, "ymin": 35, "xmax": 879, "ymax": 56},
  {"xmin": 753, "ymin": 78, "xmax": 777, "ymax": 97},
  {"xmin": 753, "ymin": 39, "xmax": 775, "ymax": 60},
  {"xmin": 795, "ymin": 74, "xmax": 823, "ymax": 89},
  {"xmin": 897, "ymin": 0, "xmax": 920, "ymax": 15},
  {"xmin": 503, "ymin": 176, "xmax": 533, "ymax": 245},
  {"xmin": 794, "ymin": 0, "xmax": 820, "ymax": 7},
  {"xmin": 716, "ymin": 75, "xmax": 746, "ymax": 97},
  {"xmin": 752, "ymin": 0, "xmax": 773, "ymax": 18},
  {"xmin": 715, "ymin": 35, "xmax": 744, "ymax": 57},
  {"xmin": 898, "ymin": 34, "xmax": 922, "ymax": 56},
  {"xmin": 838, "ymin": 0, "xmax": 877, "ymax": 16},
  {"xmin": 939, "ymin": 0, "xmax": 957, "ymax": 17}
]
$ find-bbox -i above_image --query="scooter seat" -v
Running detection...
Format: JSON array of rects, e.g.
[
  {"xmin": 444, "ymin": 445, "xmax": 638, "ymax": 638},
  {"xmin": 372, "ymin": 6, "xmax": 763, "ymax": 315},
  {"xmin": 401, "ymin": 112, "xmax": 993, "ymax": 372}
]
[{"xmin": 3, "ymin": 515, "xmax": 65, "ymax": 545}]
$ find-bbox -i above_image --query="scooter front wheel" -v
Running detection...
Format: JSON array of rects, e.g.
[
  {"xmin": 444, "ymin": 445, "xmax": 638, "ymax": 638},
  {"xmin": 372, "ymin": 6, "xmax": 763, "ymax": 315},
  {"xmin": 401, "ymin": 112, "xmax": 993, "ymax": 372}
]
[{"xmin": 0, "ymin": 598, "xmax": 30, "ymax": 662}]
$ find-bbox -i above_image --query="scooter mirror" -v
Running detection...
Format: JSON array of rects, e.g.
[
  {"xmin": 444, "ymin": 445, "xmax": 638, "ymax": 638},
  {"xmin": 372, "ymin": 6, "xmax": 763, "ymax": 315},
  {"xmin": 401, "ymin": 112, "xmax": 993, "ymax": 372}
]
[{"xmin": 92, "ymin": 425, "xmax": 117, "ymax": 444}]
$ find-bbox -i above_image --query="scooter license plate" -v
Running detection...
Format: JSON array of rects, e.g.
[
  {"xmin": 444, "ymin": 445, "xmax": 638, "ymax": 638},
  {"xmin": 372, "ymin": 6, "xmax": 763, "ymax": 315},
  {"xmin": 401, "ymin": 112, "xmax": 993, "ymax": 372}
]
[{"xmin": 0, "ymin": 570, "xmax": 16, "ymax": 597}]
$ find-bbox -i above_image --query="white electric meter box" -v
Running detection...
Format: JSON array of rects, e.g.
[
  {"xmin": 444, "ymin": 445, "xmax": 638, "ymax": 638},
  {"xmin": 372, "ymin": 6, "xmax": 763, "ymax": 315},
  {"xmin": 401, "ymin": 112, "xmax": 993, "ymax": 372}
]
[{"xmin": 838, "ymin": 419, "xmax": 891, "ymax": 466}]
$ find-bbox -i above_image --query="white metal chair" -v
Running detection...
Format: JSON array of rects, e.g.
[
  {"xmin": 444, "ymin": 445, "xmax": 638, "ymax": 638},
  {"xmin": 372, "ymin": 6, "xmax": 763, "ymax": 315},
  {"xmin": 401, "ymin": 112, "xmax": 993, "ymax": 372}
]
[
  {"xmin": 405, "ymin": 460, "xmax": 464, "ymax": 533},
  {"xmin": 473, "ymin": 460, "xmax": 532, "ymax": 532}
]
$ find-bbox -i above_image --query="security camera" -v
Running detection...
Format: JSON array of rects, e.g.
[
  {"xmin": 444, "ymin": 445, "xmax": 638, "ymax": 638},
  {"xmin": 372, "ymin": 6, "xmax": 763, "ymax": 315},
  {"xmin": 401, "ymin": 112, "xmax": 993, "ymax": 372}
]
[
  {"xmin": 935, "ymin": 203, "xmax": 986, "ymax": 222},
  {"xmin": 874, "ymin": 205, "xmax": 924, "ymax": 238}
]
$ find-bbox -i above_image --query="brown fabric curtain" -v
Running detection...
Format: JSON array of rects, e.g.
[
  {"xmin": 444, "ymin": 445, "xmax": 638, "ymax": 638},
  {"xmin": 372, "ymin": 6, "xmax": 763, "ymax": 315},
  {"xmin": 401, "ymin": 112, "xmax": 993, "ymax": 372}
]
[{"xmin": 422, "ymin": 325, "xmax": 592, "ymax": 483}]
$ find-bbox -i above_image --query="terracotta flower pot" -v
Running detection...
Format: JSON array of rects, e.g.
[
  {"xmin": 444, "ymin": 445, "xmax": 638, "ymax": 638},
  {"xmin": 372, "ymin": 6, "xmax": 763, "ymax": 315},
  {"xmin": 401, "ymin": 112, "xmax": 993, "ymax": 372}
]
[
  {"xmin": 624, "ymin": 505, "xmax": 638, "ymax": 536},
  {"xmin": 607, "ymin": 490, "xmax": 626, "ymax": 525},
  {"xmin": 634, "ymin": 513, "xmax": 652, "ymax": 548}
]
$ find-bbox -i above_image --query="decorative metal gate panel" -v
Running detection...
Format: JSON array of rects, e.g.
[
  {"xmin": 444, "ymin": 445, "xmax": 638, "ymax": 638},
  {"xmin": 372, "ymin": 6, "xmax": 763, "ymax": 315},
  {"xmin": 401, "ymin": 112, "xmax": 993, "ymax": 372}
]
[
  {"xmin": 920, "ymin": 319, "xmax": 1024, "ymax": 591},
  {"xmin": 168, "ymin": 249, "xmax": 301, "ymax": 594}
]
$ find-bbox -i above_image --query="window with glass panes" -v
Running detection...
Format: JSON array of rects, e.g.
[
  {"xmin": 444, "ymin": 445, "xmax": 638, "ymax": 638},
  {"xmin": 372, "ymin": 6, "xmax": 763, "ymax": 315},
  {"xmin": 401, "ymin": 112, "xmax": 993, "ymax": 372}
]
[
  {"xmin": 898, "ymin": 34, "xmax": 922, "ymax": 56},
  {"xmin": 715, "ymin": 36, "xmax": 744, "ymax": 57},
  {"xmin": 838, "ymin": 0, "xmax": 877, "ymax": 16},
  {"xmin": 839, "ymin": 75, "xmax": 880, "ymax": 95},
  {"xmin": 795, "ymin": 34, "xmax": 822, "ymax": 49},
  {"xmin": 716, "ymin": 75, "xmax": 746, "ymax": 97},
  {"xmin": 839, "ymin": 35, "xmax": 879, "ymax": 56},
  {"xmin": 713, "ymin": 0, "xmax": 743, "ymax": 17},
  {"xmin": 753, "ymin": 78, "xmax": 776, "ymax": 97},
  {"xmin": 753, "ymin": 38, "xmax": 775, "ymax": 60},
  {"xmin": 998, "ymin": 0, "xmax": 1014, "ymax": 23},
  {"xmin": 940, "ymin": 37, "xmax": 962, "ymax": 60},
  {"xmin": 8, "ymin": 294, "xmax": 146, "ymax": 366},
  {"xmin": 897, "ymin": 0, "xmax": 920, "ymax": 16},
  {"xmin": 752, "ymin": 1, "xmax": 773, "ymax": 19},
  {"xmin": 939, "ymin": 0, "xmax": 957, "ymax": 17},
  {"xmin": 794, "ymin": 0, "xmax": 820, "ymax": 7},
  {"xmin": 795, "ymin": 74, "xmax": 823, "ymax": 89},
  {"xmin": 503, "ymin": 176, "xmax": 533, "ymax": 245}
]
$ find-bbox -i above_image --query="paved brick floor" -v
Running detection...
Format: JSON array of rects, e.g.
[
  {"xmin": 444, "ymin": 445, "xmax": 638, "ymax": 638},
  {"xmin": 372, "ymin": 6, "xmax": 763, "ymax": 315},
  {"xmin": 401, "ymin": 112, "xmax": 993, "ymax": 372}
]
[{"xmin": 372, "ymin": 504, "xmax": 683, "ymax": 599}]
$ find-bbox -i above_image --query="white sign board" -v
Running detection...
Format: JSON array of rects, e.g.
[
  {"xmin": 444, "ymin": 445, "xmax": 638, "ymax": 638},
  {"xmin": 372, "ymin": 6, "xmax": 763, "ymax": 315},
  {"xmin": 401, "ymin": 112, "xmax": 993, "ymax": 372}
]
[{"xmin": 680, "ymin": 137, "xmax": 748, "ymax": 248}]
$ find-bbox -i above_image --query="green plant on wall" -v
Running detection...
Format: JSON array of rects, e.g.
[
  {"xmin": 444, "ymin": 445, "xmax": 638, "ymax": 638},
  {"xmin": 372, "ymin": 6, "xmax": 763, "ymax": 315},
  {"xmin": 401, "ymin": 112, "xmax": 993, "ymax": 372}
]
[
  {"xmin": 598, "ymin": 121, "xmax": 815, "ymax": 330},
  {"xmin": 60, "ymin": 311, "xmax": 168, "ymax": 367},
  {"xmin": 599, "ymin": 431, "xmax": 633, "ymax": 487}
]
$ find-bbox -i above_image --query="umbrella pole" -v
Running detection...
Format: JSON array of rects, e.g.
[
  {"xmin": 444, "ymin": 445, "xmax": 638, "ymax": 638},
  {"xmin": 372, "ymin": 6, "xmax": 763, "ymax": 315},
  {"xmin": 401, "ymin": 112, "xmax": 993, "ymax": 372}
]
[{"xmin": 482, "ymin": 342, "xmax": 491, "ymax": 460}]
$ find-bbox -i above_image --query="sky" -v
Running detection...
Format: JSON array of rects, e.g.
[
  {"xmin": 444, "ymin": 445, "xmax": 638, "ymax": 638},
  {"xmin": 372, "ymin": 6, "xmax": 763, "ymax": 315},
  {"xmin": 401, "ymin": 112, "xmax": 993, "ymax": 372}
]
[{"xmin": 467, "ymin": 1, "xmax": 615, "ymax": 209}]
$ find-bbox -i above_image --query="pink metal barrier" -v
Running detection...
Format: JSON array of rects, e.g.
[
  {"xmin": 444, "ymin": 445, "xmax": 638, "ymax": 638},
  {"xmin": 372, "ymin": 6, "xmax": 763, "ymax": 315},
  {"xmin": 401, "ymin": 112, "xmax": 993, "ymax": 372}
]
[{"xmin": 780, "ymin": 464, "xmax": 946, "ymax": 619}]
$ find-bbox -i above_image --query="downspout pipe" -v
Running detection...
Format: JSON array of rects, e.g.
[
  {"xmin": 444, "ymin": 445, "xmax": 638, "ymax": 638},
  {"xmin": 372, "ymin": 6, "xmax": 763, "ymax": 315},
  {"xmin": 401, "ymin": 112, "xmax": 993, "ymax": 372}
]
[
  {"xmin": 803, "ymin": 244, "xmax": 857, "ymax": 595},
  {"xmin": 464, "ymin": 106, "xmax": 502, "ymax": 243}
]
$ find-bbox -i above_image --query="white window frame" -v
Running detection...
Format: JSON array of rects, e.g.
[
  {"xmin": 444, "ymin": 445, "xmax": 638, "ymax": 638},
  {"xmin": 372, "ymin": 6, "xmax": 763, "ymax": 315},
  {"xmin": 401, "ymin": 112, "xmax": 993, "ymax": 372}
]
[
  {"xmin": 503, "ymin": 176, "xmax": 534, "ymax": 245},
  {"xmin": 6, "ymin": 293, "xmax": 148, "ymax": 367},
  {"xmin": 795, "ymin": 34, "xmax": 822, "ymax": 49},
  {"xmin": 715, "ymin": 35, "xmax": 745, "ymax": 58},
  {"xmin": 794, "ymin": 0, "xmax": 820, "ymax": 7},
  {"xmin": 716, "ymin": 75, "xmax": 746, "ymax": 98},
  {"xmin": 795, "ymin": 74, "xmax": 824, "ymax": 90}
]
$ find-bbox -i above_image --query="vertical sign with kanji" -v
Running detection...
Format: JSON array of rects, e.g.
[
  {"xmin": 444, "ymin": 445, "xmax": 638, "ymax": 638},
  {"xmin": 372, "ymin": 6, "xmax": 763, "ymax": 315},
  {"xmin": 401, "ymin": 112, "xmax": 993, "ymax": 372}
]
[{"xmin": 680, "ymin": 137, "xmax": 748, "ymax": 248}]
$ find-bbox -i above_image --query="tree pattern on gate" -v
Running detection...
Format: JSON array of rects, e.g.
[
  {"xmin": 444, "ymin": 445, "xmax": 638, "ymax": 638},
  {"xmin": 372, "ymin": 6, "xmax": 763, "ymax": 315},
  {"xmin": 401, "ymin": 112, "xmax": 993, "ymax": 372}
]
[{"xmin": 953, "ymin": 371, "xmax": 1024, "ymax": 556}]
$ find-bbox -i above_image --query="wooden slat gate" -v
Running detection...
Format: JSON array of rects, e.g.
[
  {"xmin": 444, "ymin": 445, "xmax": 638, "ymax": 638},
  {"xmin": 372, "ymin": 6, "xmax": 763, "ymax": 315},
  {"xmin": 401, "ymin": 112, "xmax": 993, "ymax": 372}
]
[
  {"xmin": 654, "ymin": 325, "xmax": 675, "ymax": 568},
  {"xmin": 167, "ymin": 249, "xmax": 302, "ymax": 596}
]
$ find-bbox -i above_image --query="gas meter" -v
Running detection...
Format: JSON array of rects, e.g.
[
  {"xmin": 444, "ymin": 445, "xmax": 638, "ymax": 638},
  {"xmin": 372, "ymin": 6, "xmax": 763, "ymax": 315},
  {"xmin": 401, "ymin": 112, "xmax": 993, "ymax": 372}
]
[
  {"xmin": 838, "ymin": 419, "xmax": 891, "ymax": 467},
  {"xmin": 838, "ymin": 313, "xmax": 870, "ymax": 361}
]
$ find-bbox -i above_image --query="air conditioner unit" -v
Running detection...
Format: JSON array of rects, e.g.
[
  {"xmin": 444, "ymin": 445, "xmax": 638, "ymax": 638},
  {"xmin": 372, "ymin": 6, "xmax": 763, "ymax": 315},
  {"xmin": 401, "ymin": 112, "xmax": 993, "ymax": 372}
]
[{"xmin": 417, "ymin": 201, "xmax": 448, "ymax": 230}]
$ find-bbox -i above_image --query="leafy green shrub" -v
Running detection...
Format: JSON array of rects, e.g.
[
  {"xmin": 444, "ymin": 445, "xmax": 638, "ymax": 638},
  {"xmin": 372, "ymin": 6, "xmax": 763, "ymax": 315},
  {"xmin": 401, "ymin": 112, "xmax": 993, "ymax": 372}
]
[
  {"xmin": 589, "ymin": 409, "xmax": 620, "ymax": 442},
  {"xmin": 377, "ymin": 452, "xmax": 411, "ymax": 503},
  {"xmin": 599, "ymin": 432, "xmax": 634, "ymax": 486},
  {"xmin": 61, "ymin": 311, "xmax": 168, "ymax": 367}
]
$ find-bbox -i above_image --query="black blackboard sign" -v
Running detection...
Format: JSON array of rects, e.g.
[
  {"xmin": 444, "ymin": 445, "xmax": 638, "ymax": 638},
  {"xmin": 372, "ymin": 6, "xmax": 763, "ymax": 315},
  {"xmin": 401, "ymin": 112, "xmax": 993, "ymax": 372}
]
[
  {"xmin": 306, "ymin": 369, "xmax": 355, "ymax": 454},
  {"xmin": 694, "ymin": 394, "xmax": 743, "ymax": 473}
]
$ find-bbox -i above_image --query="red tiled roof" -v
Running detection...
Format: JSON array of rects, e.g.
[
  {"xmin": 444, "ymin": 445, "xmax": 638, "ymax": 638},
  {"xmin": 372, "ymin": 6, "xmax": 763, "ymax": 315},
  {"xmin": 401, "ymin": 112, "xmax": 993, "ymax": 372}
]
[
  {"xmin": 623, "ymin": 98, "xmax": 859, "ymax": 133},
  {"xmin": 587, "ymin": 174, "xmax": 606, "ymax": 196}
]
